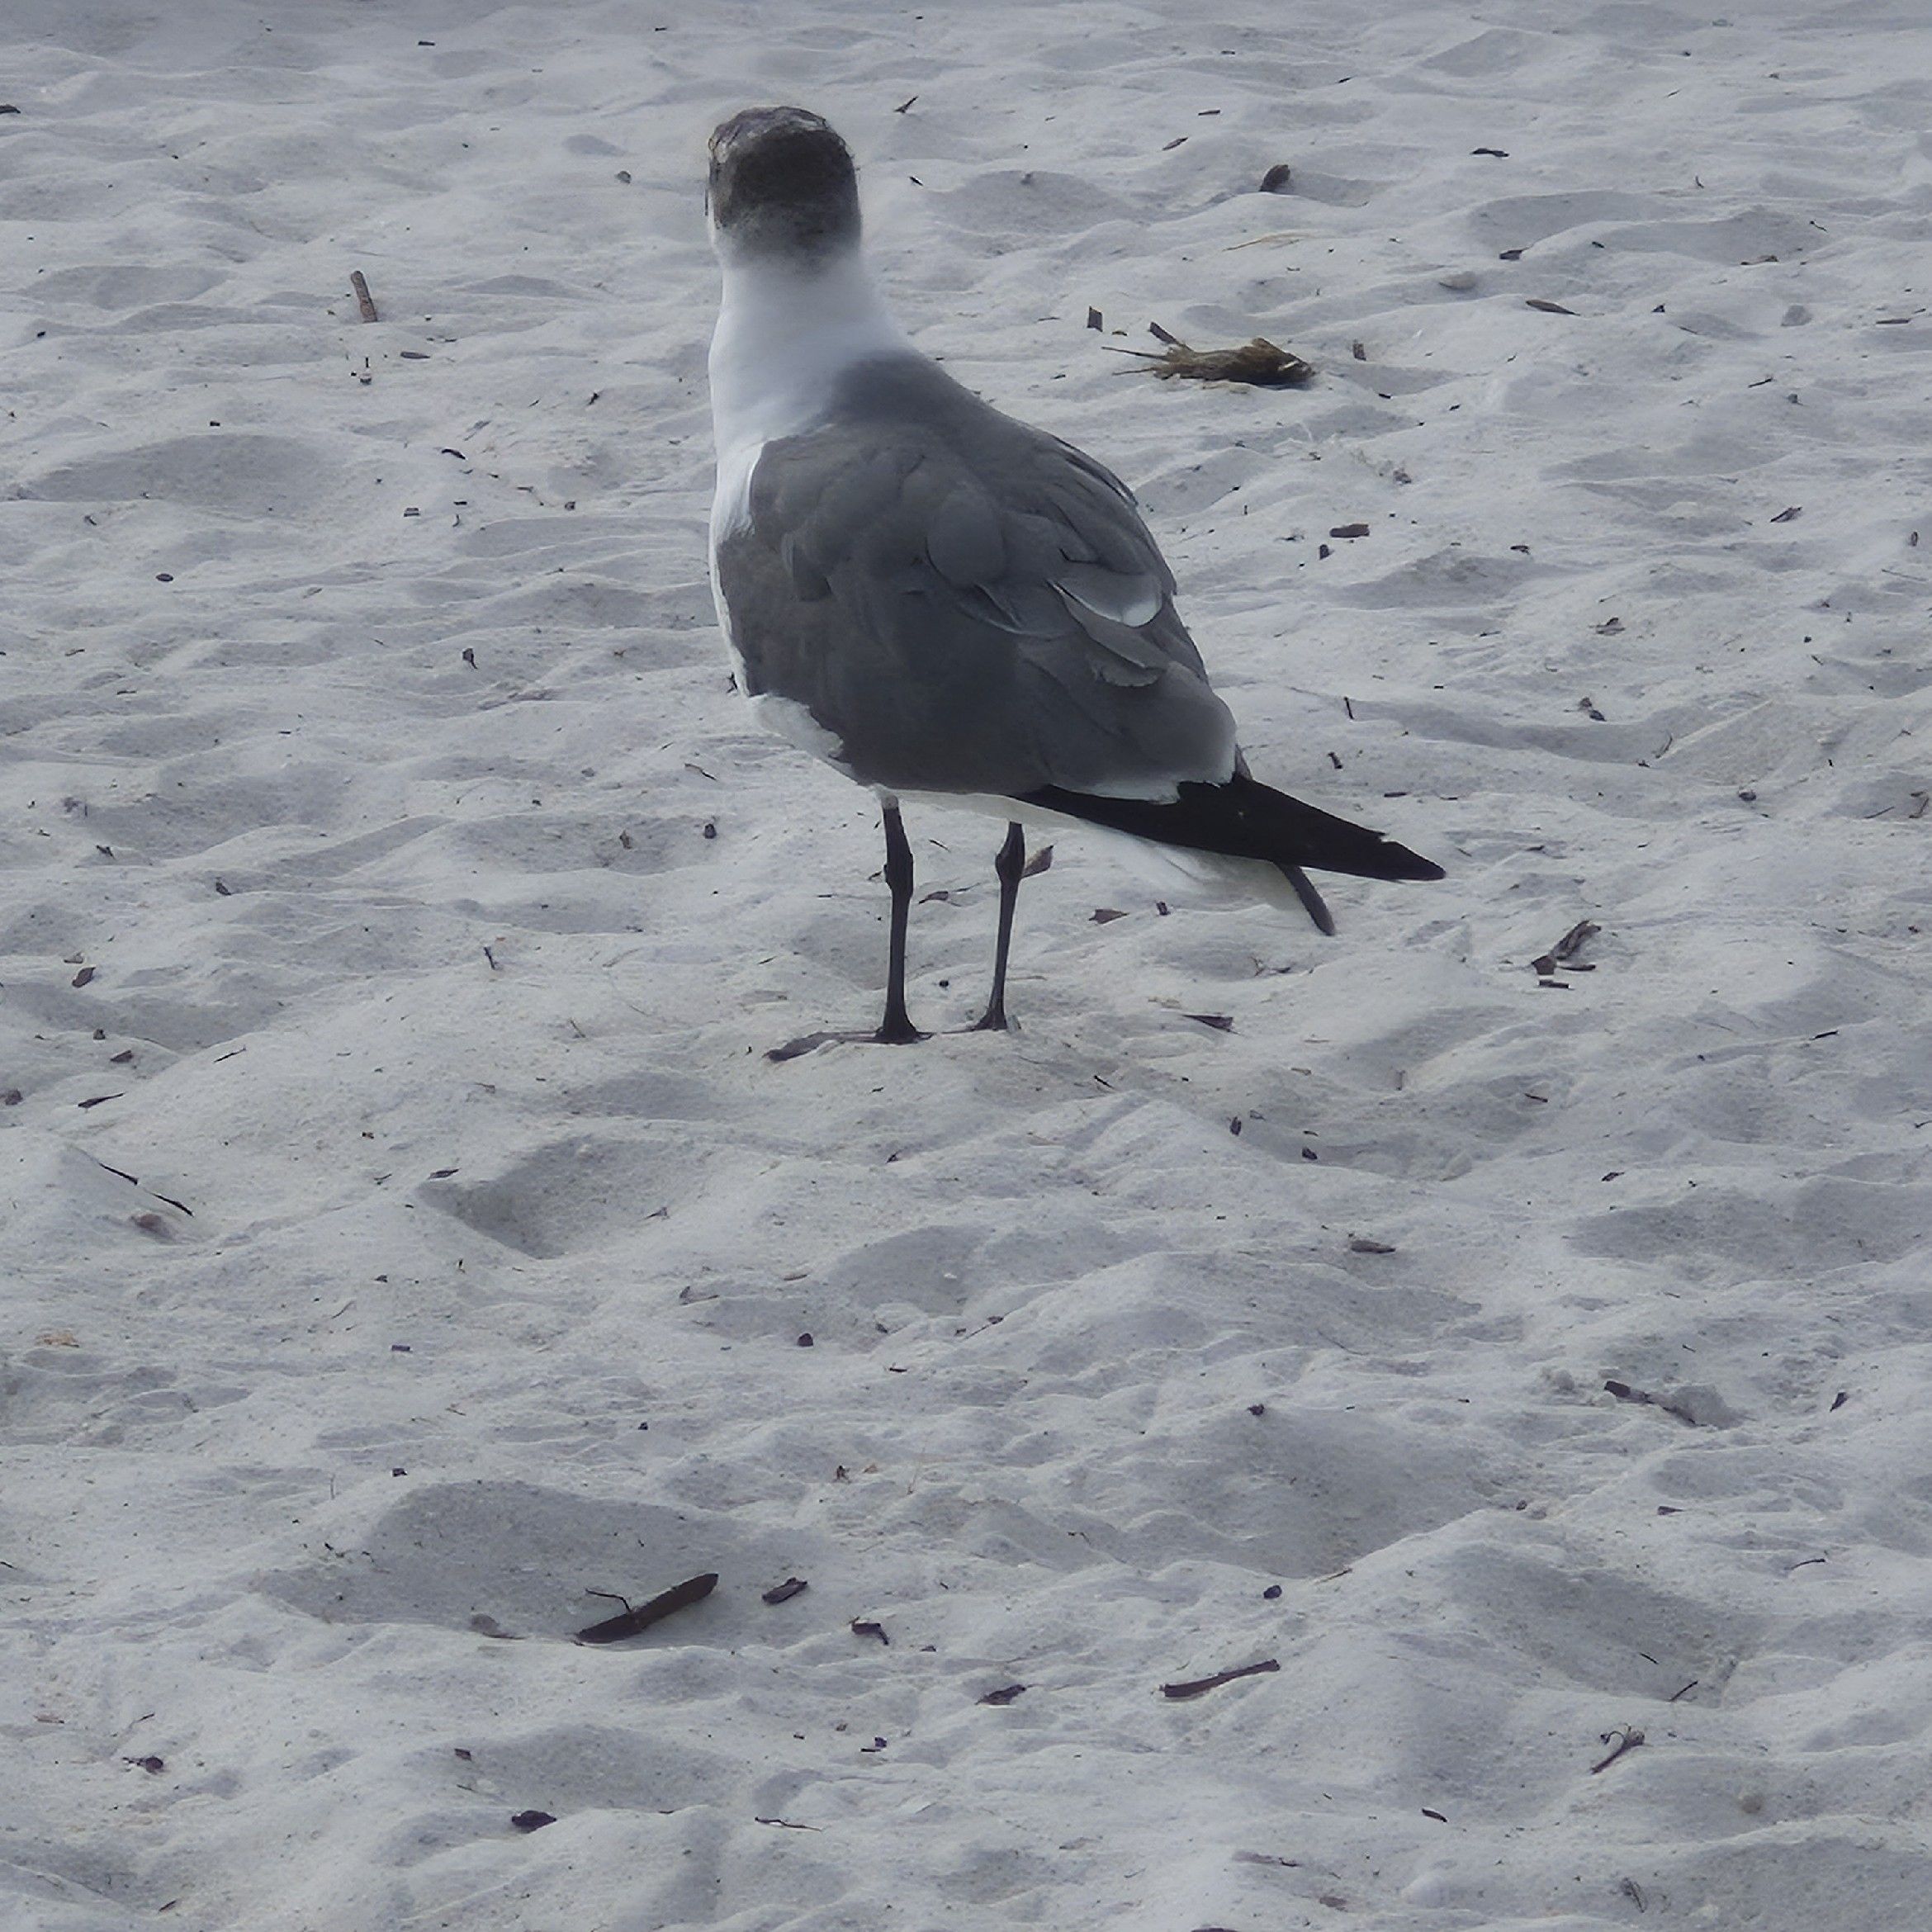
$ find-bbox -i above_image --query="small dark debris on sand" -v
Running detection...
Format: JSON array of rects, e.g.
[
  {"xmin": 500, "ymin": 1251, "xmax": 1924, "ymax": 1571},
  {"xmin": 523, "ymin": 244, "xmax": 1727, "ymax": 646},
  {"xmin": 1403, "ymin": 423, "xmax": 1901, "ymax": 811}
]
[
  {"xmin": 1531, "ymin": 919, "xmax": 1599, "ymax": 976},
  {"xmin": 575, "ymin": 1570, "xmax": 717, "ymax": 1643},
  {"xmin": 1110, "ymin": 322, "xmax": 1314, "ymax": 387},
  {"xmin": 1603, "ymin": 1380, "xmax": 1710, "ymax": 1428},
  {"xmin": 1162, "ymin": 1658, "xmax": 1280, "ymax": 1700}
]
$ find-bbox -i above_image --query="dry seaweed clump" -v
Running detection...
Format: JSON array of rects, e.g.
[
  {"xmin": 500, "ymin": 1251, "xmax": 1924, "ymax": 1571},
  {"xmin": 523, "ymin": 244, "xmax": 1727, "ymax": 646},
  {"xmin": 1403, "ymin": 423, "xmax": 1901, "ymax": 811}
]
[{"xmin": 1111, "ymin": 323, "xmax": 1315, "ymax": 387}]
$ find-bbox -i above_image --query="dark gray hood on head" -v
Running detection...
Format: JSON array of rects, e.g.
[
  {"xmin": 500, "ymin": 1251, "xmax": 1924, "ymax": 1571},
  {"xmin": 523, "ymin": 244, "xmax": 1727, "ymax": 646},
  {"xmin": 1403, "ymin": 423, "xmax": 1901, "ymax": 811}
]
[{"xmin": 708, "ymin": 107, "xmax": 860, "ymax": 263}]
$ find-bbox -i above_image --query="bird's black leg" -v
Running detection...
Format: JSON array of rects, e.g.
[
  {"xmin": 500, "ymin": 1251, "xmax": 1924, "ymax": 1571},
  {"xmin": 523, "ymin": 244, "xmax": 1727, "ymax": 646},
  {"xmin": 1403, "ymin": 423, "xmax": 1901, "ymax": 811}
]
[
  {"xmin": 876, "ymin": 801, "xmax": 925, "ymax": 1044},
  {"xmin": 973, "ymin": 821, "xmax": 1026, "ymax": 1031}
]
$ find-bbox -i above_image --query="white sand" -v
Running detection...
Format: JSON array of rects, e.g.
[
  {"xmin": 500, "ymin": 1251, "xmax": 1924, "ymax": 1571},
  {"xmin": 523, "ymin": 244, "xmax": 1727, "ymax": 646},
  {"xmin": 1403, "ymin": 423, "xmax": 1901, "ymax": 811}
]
[{"xmin": 5, "ymin": 2, "xmax": 1930, "ymax": 1926}]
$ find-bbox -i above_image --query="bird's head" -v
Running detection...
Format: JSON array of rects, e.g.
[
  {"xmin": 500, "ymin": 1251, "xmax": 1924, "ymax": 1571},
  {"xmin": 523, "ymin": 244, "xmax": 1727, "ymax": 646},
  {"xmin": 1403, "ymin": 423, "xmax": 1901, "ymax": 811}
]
[{"xmin": 708, "ymin": 107, "xmax": 860, "ymax": 267}]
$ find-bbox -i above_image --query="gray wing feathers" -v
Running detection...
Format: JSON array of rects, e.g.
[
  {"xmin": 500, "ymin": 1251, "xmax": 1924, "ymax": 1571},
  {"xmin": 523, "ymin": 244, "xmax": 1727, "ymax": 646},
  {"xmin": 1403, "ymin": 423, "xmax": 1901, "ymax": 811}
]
[
  {"xmin": 923, "ymin": 482, "xmax": 1006, "ymax": 586},
  {"xmin": 718, "ymin": 358, "xmax": 1238, "ymax": 797}
]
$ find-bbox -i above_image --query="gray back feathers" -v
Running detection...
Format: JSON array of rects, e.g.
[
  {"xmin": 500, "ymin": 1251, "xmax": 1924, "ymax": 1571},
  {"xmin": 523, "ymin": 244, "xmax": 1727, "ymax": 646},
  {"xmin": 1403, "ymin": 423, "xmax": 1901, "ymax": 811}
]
[{"xmin": 715, "ymin": 353, "xmax": 1239, "ymax": 798}]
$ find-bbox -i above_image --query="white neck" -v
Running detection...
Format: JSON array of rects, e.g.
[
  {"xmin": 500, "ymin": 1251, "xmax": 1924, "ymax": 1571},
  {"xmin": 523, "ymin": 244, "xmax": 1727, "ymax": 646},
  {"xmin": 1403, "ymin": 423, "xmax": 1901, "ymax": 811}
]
[{"xmin": 708, "ymin": 244, "xmax": 908, "ymax": 459}]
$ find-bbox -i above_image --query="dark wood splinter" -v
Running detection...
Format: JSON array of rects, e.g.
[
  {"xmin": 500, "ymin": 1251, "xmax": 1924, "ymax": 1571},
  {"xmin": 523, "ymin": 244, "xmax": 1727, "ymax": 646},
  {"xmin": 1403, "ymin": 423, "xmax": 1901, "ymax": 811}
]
[
  {"xmin": 1161, "ymin": 1658, "xmax": 1281, "ymax": 1700},
  {"xmin": 575, "ymin": 1570, "xmax": 717, "ymax": 1644}
]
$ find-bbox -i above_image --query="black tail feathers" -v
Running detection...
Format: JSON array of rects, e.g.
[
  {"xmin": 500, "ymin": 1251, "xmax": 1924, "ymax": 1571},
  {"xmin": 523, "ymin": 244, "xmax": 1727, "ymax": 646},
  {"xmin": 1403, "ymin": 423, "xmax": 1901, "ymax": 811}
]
[{"xmin": 1013, "ymin": 772, "xmax": 1443, "ymax": 933}]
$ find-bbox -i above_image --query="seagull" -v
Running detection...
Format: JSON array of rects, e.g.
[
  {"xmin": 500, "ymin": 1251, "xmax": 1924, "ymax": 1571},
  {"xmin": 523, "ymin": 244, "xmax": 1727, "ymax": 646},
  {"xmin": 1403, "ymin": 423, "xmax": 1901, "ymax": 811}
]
[{"xmin": 705, "ymin": 107, "xmax": 1442, "ymax": 1050}]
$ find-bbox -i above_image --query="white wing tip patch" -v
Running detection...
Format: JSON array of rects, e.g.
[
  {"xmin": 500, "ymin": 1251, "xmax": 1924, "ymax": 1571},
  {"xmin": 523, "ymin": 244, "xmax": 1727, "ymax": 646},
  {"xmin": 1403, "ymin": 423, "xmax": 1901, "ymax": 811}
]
[{"xmin": 1055, "ymin": 562, "xmax": 1164, "ymax": 629}]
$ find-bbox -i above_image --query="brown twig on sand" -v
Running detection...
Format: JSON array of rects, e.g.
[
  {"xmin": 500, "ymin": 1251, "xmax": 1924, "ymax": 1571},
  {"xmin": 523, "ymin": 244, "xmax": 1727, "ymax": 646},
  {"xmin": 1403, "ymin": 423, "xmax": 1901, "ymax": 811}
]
[
  {"xmin": 350, "ymin": 271, "xmax": 379, "ymax": 323},
  {"xmin": 1162, "ymin": 1658, "xmax": 1281, "ymax": 1700},
  {"xmin": 1106, "ymin": 324, "xmax": 1314, "ymax": 387},
  {"xmin": 1605, "ymin": 1379, "xmax": 1720, "ymax": 1428},
  {"xmin": 575, "ymin": 1571, "xmax": 717, "ymax": 1643},
  {"xmin": 1590, "ymin": 1726, "xmax": 1645, "ymax": 1773}
]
